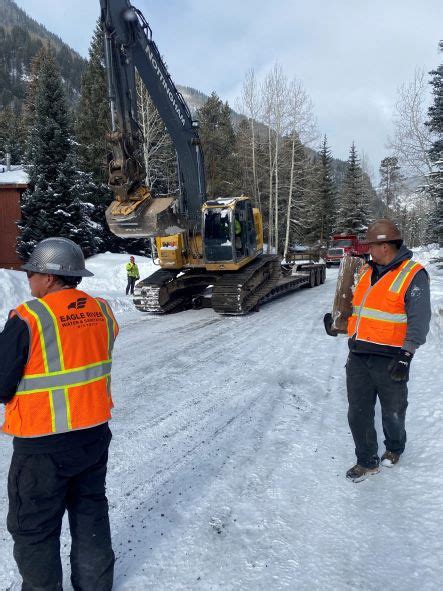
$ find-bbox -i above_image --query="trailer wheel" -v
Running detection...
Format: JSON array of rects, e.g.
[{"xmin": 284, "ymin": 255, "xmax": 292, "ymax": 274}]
[
  {"xmin": 316, "ymin": 268, "xmax": 322, "ymax": 286},
  {"xmin": 308, "ymin": 269, "xmax": 316, "ymax": 288},
  {"xmin": 320, "ymin": 267, "xmax": 326, "ymax": 284}
]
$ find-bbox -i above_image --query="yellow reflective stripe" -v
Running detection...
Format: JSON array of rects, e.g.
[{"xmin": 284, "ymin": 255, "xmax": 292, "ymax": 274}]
[
  {"xmin": 96, "ymin": 299, "xmax": 115, "ymax": 358},
  {"xmin": 19, "ymin": 359, "xmax": 112, "ymax": 380},
  {"xmin": 16, "ymin": 373, "xmax": 111, "ymax": 396},
  {"xmin": 48, "ymin": 390, "xmax": 56, "ymax": 433},
  {"xmin": 389, "ymin": 260, "xmax": 419, "ymax": 293},
  {"xmin": 396, "ymin": 262, "xmax": 419, "ymax": 293},
  {"xmin": 16, "ymin": 361, "xmax": 112, "ymax": 393},
  {"xmin": 103, "ymin": 305, "xmax": 111, "ymax": 357},
  {"xmin": 38, "ymin": 299, "xmax": 65, "ymax": 370},
  {"xmin": 64, "ymin": 388, "xmax": 72, "ymax": 430},
  {"xmin": 353, "ymin": 306, "xmax": 407, "ymax": 324},
  {"xmin": 22, "ymin": 303, "xmax": 49, "ymax": 373}
]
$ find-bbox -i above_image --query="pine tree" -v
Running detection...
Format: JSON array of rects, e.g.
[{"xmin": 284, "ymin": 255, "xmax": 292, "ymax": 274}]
[
  {"xmin": 426, "ymin": 40, "xmax": 443, "ymax": 245},
  {"xmin": 22, "ymin": 45, "xmax": 52, "ymax": 136},
  {"xmin": 379, "ymin": 156, "xmax": 403, "ymax": 211},
  {"xmin": 0, "ymin": 105, "xmax": 25, "ymax": 163},
  {"xmin": 336, "ymin": 143, "xmax": 370, "ymax": 233},
  {"xmin": 317, "ymin": 136, "xmax": 337, "ymax": 243},
  {"xmin": 76, "ymin": 21, "xmax": 109, "ymax": 183},
  {"xmin": 17, "ymin": 48, "xmax": 97, "ymax": 259},
  {"xmin": 197, "ymin": 92, "xmax": 240, "ymax": 197}
]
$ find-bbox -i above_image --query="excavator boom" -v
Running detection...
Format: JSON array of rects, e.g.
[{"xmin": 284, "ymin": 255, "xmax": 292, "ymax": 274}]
[{"xmin": 100, "ymin": 0, "xmax": 206, "ymax": 236}]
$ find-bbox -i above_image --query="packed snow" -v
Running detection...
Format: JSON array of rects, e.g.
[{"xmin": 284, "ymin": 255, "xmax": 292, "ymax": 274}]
[{"xmin": 0, "ymin": 248, "xmax": 442, "ymax": 590}]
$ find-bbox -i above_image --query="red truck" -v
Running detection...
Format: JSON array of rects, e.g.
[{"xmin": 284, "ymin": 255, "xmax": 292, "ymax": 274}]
[{"xmin": 325, "ymin": 233, "xmax": 369, "ymax": 267}]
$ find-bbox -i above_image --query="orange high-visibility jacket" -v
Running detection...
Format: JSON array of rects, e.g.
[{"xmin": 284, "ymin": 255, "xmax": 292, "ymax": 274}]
[
  {"xmin": 2, "ymin": 289, "xmax": 119, "ymax": 438},
  {"xmin": 348, "ymin": 259, "xmax": 424, "ymax": 347}
]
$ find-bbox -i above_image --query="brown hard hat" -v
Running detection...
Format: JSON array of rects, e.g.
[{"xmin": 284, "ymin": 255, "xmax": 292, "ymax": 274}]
[{"xmin": 362, "ymin": 219, "xmax": 402, "ymax": 244}]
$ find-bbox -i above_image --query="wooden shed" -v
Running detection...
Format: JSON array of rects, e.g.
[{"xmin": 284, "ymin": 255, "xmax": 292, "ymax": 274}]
[{"xmin": 0, "ymin": 166, "xmax": 28, "ymax": 270}]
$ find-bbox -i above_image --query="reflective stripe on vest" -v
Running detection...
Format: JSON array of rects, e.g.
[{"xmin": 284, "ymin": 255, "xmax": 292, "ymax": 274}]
[
  {"xmin": 96, "ymin": 299, "xmax": 115, "ymax": 401},
  {"xmin": 389, "ymin": 260, "xmax": 420, "ymax": 293},
  {"xmin": 16, "ymin": 360, "xmax": 112, "ymax": 394},
  {"xmin": 23, "ymin": 299, "xmax": 64, "ymax": 373},
  {"xmin": 97, "ymin": 299, "xmax": 116, "ymax": 359},
  {"xmin": 15, "ymin": 297, "xmax": 115, "ymax": 435},
  {"xmin": 21, "ymin": 299, "xmax": 68, "ymax": 431},
  {"xmin": 352, "ymin": 306, "xmax": 407, "ymax": 324}
]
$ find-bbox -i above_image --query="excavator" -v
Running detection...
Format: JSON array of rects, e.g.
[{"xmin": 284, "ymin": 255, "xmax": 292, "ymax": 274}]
[{"xmin": 99, "ymin": 0, "xmax": 325, "ymax": 314}]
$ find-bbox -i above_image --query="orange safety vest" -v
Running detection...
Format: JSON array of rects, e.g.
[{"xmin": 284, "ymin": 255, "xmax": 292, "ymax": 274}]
[
  {"xmin": 2, "ymin": 289, "xmax": 119, "ymax": 438},
  {"xmin": 347, "ymin": 259, "xmax": 424, "ymax": 348}
]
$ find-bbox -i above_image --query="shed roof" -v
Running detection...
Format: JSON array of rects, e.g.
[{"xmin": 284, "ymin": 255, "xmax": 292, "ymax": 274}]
[{"xmin": 0, "ymin": 166, "xmax": 29, "ymax": 187}]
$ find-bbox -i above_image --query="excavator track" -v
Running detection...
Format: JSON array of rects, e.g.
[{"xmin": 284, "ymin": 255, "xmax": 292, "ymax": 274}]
[
  {"xmin": 133, "ymin": 269, "xmax": 189, "ymax": 313},
  {"xmin": 133, "ymin": 256, "xmax": 325, "ymax": 315},
  {"xmin": 211, "ymin": 255, "xmax": 281, "ymax": 315}
]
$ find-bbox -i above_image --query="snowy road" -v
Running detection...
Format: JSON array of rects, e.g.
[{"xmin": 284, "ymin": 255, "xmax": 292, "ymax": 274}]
[{"xmin": 0, "ymin": 254, "xmax": 442, "ymax": 590}]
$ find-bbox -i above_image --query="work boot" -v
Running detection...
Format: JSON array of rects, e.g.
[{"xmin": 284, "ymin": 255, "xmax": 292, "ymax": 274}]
[
  {"xmin": 381, "ymin": 450, "xmax": 401, "ymax": 468},
  {"xmin": 346, "ymin": 464, "xmax": 380, "ymax": 483}
]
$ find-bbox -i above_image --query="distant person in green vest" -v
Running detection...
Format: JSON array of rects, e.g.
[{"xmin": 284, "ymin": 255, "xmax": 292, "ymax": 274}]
[{"xmin": 125, "ymin": 256, "xmax": 140, "ymax": 295}]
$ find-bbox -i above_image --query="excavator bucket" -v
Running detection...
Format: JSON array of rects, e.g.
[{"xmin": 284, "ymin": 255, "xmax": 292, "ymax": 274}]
[{"xmin": 105, "ymin": 195, "xmax": 186, "ymax": 238}]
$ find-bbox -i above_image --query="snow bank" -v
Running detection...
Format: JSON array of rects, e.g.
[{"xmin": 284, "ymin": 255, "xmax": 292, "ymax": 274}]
[
  {"xmin": 80, "ymin": 252, "xmax": 157, "ymax": 314},
  {"xmin": 0, "ymin": 253, "xmax": 157, "ymax": 329},
  {"xmin": 413, "ymin": 244, "xmax": 443, "ymax": 340},
  {"xmin": 0, "ymin": 269, "xmax": 30, "ymax": 326}
]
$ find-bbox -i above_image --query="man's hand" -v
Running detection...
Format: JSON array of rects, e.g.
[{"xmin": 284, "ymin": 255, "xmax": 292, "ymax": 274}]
[
  {"xmin": 323, "ymin": 313, "xmax": 338, "ymax": 337},
  {"xmin": 388, "ymin": 349, "xmax": 413, "ymax": 382}
]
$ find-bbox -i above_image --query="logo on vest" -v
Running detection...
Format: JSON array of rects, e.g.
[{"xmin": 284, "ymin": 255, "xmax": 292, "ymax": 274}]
[
  {"xmin": 68, "ymin": 298, "xmax": 87, "ymax": 310},
  {"xmin": 59, "ymin": 299, "xmax": 105, "ymax": 328}
]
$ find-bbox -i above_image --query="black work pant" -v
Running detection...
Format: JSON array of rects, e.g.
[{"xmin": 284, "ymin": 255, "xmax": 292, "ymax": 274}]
[
  {"xmin": 126, "ymin": 276, "xmax": 136, "ymax": 295},
  {"xmin": 346, "ymin": 353, "xmax": 408, "ymax": 468},
  {"xmin": 7, "ymin": 430, "xmax": 114, "ymax": 591}
]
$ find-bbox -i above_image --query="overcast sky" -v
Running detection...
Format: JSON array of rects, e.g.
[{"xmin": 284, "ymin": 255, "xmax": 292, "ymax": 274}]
[{"xmin": 15, "ymin": 0, "xmax": 443, "ymax": 180}]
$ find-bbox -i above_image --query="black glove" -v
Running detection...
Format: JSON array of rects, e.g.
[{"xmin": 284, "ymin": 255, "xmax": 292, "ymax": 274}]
[
  {"xmin": 388, "ymin": 349, "xmax": 413, "ymax": 382},
  {"xmin": 323, "ymin": 313, "xmax": 338, "ymax": 337}
]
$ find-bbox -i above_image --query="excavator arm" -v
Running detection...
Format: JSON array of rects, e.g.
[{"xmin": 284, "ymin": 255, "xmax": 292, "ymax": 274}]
[{"xmin": 100, "ymin": 0, "xmax": 206, "ymax": 236}]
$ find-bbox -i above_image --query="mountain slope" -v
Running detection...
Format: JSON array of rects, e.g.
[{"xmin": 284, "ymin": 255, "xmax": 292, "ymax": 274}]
[{"xmin": 0, "ymin": 0, "xmax": 86, "ymax": 110}]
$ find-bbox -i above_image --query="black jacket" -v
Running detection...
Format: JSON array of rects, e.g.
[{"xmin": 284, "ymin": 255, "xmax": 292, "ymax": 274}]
[{"xmin": 349, "ymin": 245, "xmax": 431, "ymax": 357}]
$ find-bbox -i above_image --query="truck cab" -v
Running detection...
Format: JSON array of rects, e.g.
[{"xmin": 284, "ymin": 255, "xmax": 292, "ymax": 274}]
[{"xmin": 325, "ymin": 234, "xmax": 369, "ymax": 267}]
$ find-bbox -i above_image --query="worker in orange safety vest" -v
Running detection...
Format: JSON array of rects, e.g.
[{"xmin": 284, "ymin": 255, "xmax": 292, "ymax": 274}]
[
  {"xmin": 324, "ymin": 219, "xmax": 431, "ymax": 483},
  {"xmin": 0, "ymin": 237, "xmax": 118, "ymax": 590}
]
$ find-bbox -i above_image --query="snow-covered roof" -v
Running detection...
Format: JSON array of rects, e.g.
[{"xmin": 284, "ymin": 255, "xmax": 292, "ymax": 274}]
[{"xmin": 0, "ymin": 165, "xmax": 29, "ymax": 186}]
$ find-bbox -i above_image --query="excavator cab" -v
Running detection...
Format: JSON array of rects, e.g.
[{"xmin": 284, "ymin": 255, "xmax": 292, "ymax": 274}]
[{"xmin": 203, "ymin": 197, "xmax": 257, "ymax": 264}]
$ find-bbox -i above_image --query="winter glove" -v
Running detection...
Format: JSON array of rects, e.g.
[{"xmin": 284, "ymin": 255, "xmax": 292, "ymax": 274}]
[
  {"xmin": 323, "ymin": 313, "xmax": 338, "ymax": 337},
  {"xmin": 388, "ymin": 349, "xmax": 413, "ymax": 382}
]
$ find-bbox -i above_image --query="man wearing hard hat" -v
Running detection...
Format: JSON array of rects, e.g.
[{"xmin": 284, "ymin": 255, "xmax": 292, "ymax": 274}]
[
  {"xmin": 325, "ymin": 220, "xmax": 431, "ymax": 483},
  {"xmin": 0, "ymin": 237, "xmax": 118, "ymax": 590}
]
